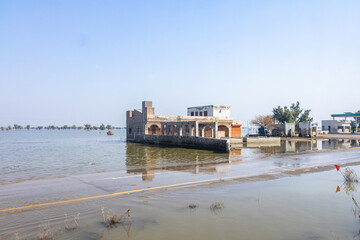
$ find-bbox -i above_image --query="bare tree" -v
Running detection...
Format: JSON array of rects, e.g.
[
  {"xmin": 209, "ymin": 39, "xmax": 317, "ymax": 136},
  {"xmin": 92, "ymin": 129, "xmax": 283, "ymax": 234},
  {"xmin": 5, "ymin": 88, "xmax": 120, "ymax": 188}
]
[{"xmin": 251, "ymin": 115, "xmax": 275, "ymax": 130}]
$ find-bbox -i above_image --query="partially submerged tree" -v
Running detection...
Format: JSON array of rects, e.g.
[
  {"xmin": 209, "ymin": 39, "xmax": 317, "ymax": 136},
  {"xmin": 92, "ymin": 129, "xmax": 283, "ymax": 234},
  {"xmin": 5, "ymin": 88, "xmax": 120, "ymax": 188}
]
[{"xmin": 251, "ymin": 115, "xmax": 275, "ymax": 130}]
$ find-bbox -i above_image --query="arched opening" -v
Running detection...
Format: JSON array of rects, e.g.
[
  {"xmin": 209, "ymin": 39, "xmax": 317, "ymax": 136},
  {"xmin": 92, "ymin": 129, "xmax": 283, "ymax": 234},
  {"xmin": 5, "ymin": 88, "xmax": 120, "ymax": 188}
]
[
  {"xmin": 204, "ymin": 126, "xmax": 213, "ymax": 138},
  {"xmin": 218, "ymin": 125, "xmax": 229, "ymax": 138},
  {"xmin": 148, "ymin": 124, "xmax": 160, "ymax": 135}
]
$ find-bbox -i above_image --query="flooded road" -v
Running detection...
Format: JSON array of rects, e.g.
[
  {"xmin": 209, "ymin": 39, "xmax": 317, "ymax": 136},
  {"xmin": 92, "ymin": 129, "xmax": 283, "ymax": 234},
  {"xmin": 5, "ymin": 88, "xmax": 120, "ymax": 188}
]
[{"xmin": 1, "ymin": 130, "xmax": 360, "ymax": 239}]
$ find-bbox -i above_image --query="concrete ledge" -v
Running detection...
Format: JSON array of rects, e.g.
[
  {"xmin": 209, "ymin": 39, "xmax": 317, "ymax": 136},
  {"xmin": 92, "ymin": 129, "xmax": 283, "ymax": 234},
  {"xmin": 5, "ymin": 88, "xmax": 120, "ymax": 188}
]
[
  {"xmin": 128, "ymin": 135, "xmax": 230, "ymax": 153},
  {"xmin": 243, "ymin": 137, "xmax": 281, "ymax": 144}
]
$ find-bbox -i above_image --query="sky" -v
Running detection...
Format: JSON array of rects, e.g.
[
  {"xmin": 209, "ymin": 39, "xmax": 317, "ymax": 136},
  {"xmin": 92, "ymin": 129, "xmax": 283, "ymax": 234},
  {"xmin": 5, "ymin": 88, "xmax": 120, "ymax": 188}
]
[{"xmin": 0, "ymin": 0, "xmax": 359, "ymax": 127}]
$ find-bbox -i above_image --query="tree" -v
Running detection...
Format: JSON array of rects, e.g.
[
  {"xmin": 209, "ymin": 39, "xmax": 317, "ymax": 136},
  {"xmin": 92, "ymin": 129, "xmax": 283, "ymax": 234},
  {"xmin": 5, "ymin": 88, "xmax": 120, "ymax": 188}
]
[
  {"xmin": 26, "ymin": 125, "xmax": 30, "ymax": 130},
  {"xmin": 36, "ymin": 126, "xmax": 43, "ymax": 130},
  {"xmin": 71, "ymin": 125, "xmax": 77, "ymax": 130},
  {"xmin": 272, "ymin": 101, "xmax": 313, "ymax": 130},
  {"xmin": 106, "ymin": 124, "xmax": 114, "ymax": 130},
  {"xmin": 13, "ymin": 124, "xmax": 23, "ymax": 130},
  {"xmin": 99, "ymin": 124, "xmax": 106, "ymax": 130},
  {"xmin": 251, "ymin": 115, "xmax": 275, "ymax": 130},
  {"xmin": 84, "ymin": 124, "xmax": 92, "ymax": 130},
  {"xmin": 1, "ymin": 127, "xmax": 4, "ymax": 131},
  {"xmin": 7, "ymin": 126, "xmax": 12, "ymax": 130}
]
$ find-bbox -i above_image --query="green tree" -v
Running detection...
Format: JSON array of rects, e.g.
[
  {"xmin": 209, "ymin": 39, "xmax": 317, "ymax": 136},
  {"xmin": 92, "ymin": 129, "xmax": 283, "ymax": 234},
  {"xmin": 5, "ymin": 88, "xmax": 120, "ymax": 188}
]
[
  {"xmin": 106, "ymin": 124, "xmax": 114, "ymax": 130},
  {"xmin": 84, "ymin": 124, "xmax": 92, "ymax": 130},
  {"xmin": 26, "ymin": 125, "xmax": 30, "ymax": 130},
  {"xmin": 272, "ymin": 101, "xmax": 313, "ymax": 131},
  {"xmin": 71, "ymin": 125, "xmax": 77, "ymax": 130},
  {"xmin": 13, "ymin": 124, "xmax": 23, "ymax": 130},
  {"xmin": 36, "ymin": 126, "xmax": 43, "ymax": 130},
  {"xmin": 1, "ymin": 127, "xmax": 5, "ymax": 131},
  {"xmin": 99, "ymin": 124, "xmax": 106, "ymax": 130},
  {"xmin": 7, "ymin": 126, "xmax": 12, "ymax": 130}
]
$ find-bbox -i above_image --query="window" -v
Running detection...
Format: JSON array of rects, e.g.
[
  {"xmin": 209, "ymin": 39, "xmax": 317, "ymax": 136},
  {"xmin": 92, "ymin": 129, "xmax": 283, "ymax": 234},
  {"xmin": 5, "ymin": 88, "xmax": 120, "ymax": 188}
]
[
  {"xmin": 345, "ymin": 126, "xmax": 350, "ymax": 130},
  {"xmin": 200, "ymin": 112, "xmax": 203, "ymax": 116},
  {"xmin": 337, "ymin": 126, "xmax": 343, "ymax": 130},
  {"xmin": 129, "ymin": 128, "xmax": 132, "ymax": 134},
  {"xmin": 204, "ymin": 111, "xmax": 208, "ymax": 116},
  {"xmin": 191, "ymin": 112, "xmax": 194, "ymax": 116},
  {"xmin": 195, "ymin": 112, "xmax": 198, "ymax": 116}
]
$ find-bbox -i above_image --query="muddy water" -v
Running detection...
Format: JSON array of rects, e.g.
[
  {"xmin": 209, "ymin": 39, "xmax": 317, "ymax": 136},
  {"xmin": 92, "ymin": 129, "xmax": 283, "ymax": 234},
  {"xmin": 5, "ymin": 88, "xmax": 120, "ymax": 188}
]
[
  {"xmin": 1, "ymin": 130, "xmax": 360, "ymax": 239},
  {"xmin": 2, "ymin": 167, "xmax": 360, "ymax": 240}
]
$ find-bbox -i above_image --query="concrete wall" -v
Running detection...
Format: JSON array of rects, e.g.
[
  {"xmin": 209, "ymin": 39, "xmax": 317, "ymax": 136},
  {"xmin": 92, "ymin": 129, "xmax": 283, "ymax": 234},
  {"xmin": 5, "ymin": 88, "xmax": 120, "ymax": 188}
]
[
  {"xmin": 322, "ymin": 120, "xmax": 351, "ymax": 133},
  {"xmin": 142, "ymin": 135, "xmax": 230, "ymax": 153}
]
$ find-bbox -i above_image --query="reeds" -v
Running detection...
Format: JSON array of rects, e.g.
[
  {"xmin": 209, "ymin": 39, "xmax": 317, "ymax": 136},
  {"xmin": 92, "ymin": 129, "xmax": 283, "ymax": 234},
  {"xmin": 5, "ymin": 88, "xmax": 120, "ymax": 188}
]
[
  {"xmin": 38, "ymin": 222, "xmax": 54, "ymax": 240},
  {"xmin": 100, "ymin": 206, "xmax": 131, "ymax": 227},
  {"xmin": 210, "ymin": 202, "xmax": 224, "ymax": 213},
  {"xmin": 64, "ymin": 213, "xmax": 80, "ymax": 231},
  {"xmin": 343, "ymin": 168, "xmax": 359, "ymax": 183}
]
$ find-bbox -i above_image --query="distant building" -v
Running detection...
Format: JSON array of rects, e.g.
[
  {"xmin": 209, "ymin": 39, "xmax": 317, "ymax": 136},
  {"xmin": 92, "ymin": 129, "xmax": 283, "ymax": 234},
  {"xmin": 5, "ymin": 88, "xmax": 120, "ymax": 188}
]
[
  {"xmin": 322, "ymin": 120, "xmax": 351, "ymax": 133},
  {"xmin": 272, "ymin": 123, "xmax": 296, "ymax": 137},
  {"xmin": 299, "ymin": 122, "xmax": 318, "ymax": 137},
  {"xmin": 187, "ymin": 105, "xmax": 231, "ymax": 118},
  {"xmin": 322, "ymin": 111, "xmax": 360, "ymax": 134}
]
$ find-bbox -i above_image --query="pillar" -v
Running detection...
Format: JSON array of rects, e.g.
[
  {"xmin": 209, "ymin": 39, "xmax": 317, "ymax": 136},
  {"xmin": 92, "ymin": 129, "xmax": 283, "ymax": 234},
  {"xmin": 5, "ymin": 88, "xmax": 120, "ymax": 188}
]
[
  {"xmin": 182, "ymin": 124, "xmax": 186, "ymax": 136},
  {"xmin": 161, "ymin": 123, "xmax": 165, "ymax": 135},
  {"xmin": 171, "ymin": 125, "xmax": 175, "ymax": 136},
  {"xmin": 195, "ymin": 122, "xmax": 199, "ymax": 137},
  {"xmin": 214, "ymin": 122, "xmax": 218, "ymax": 138}
]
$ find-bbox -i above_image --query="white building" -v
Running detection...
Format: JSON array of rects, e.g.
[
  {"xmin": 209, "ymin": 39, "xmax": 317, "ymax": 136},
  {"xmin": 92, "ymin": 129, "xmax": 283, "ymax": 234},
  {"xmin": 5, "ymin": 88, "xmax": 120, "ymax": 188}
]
[
  {"xmin": 299, "ymin": 122, "xmax": 318, "ymax": 137},
  {"xmin": 322, "ymin": 120, "xmax": 351, "ymax": 133},
  {"xmin": 187, "ymin": 105, "xmax": 231, "ymax": 118}
]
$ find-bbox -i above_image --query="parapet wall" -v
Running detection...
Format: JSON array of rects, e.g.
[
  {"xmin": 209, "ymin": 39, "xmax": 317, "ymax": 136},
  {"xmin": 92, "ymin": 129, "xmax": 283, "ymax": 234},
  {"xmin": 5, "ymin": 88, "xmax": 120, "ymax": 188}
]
[{"xmin": 140, "ymin": 135, "xmax": 230, "ymax": 153}]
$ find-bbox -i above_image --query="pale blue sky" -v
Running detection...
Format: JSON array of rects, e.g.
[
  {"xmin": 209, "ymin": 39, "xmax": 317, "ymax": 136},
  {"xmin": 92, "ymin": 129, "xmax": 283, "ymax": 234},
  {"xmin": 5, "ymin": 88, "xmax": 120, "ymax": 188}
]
[{"xmin": 1, "ymin": 0, "xmax": 359, "ymax": 127}]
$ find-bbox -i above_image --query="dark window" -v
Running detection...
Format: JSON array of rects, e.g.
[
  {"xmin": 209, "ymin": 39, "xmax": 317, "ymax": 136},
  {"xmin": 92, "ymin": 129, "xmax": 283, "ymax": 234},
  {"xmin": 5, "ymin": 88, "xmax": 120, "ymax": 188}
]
[
  {"xmin": 337, "ymin": 126, "xmax": 343, "ymax": 130},
  {"xmin": 204, "ymin": 111, "xmax": 208, "ymax": 116},
  {"xmin": 195, "ymin": 112, "xmax": 198, "ymax": 116},
  {"xmin": 200, "ymin": 112, "xmax": 203, "ymax": 116},
  {"xmin": 191, "ymin": 112, "xmax": 194, "ymax": 116},
  {"xmin": 345, "ymin": 126, "xmax": 350, "ymax": 130},
  {"xmin": 129, "ymin": 128, "xmax": 132, "ymax": 134}
]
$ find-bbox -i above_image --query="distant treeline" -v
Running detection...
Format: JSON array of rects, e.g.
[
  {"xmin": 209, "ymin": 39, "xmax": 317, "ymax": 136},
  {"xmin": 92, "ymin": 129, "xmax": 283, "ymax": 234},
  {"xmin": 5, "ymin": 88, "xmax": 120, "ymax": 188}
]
[{"xmin": 0, "ymin": 124, "xmax": 125, "ymax": 131}]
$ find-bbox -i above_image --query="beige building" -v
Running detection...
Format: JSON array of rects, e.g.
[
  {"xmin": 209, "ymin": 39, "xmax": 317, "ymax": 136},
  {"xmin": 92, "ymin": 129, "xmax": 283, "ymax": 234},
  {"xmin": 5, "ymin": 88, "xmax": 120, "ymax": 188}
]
[{"xmin": 126, "ymin": 101, "xmax": 242, "ymax": 142}]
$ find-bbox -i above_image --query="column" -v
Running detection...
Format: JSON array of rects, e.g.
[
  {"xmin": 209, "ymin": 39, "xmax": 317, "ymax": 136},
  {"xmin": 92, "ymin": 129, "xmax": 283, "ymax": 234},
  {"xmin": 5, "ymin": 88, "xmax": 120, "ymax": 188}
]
[
  {"xmin": 195, "ymin": 122, "xmax": 199, "ymax": 137},
  {"xmin": 182, "ymin": 124, "xmax": 186, "ymax": 136},
  {"xmin": 161, "ymin": 123, "xmax": 165, "ymax": 135},
  {"xmin": 189, "ymin": 125, "xmax": 193, "ymax": 136},
  {"xmin": 171, "ymin": 125, "xmax": 175, "ymax": 136},
  {"xmin": 177, "ymin": 125, "xmax": 181, "ymax": 136},
  {"xmin": 214, "ymin": 122, "xmax": 218, "ymax": 138},
  {"xmin": 166, "ymin": 123, "xmax": 170, "ymax": 136}
]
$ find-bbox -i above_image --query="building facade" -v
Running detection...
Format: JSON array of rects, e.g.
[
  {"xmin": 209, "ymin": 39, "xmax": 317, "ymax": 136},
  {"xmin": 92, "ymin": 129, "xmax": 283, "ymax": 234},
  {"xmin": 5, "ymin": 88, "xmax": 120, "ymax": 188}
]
[
  {"xmin": 322, "ymin": 120, "xmax": 351, "ymax": 133},
  {"xmin": 187, "ymin": 105, "xmax": 231, "ymax": 118},
  {"xmin": 126, "ymin": 101, "xmax": 242, "ymax": 142}
]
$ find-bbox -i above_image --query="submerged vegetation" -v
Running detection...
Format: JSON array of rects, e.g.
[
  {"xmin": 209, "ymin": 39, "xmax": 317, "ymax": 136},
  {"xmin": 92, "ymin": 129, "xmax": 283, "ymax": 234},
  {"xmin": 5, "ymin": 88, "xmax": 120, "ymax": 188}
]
[
  {"xmin": 0, "ymin": 124, "xmax": 123, "ymax": 131},
  {"xmin": 100, "ymin": 206, "xmax": 131, "ymax": 228}
]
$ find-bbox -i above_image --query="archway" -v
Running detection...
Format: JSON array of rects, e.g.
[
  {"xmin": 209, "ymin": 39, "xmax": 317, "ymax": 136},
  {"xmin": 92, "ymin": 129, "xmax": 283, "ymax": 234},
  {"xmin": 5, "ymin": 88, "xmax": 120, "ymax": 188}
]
[
  {"xmin": 218, "ymin": 125, "xmax": 229, "ymax": 138},
  {"xmin": 148, "ymin": 124, "xmax": 160, "ymax": 135},
  {"xmin": 204, "ymin": 126, "xmax": 213, "ymax": 138}
]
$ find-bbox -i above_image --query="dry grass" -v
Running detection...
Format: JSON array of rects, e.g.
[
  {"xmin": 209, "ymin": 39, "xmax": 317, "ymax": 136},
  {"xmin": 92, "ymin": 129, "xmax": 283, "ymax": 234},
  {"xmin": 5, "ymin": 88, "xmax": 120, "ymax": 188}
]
[
  {"xmin": 64, "ymin": 213, "xmax": 80, "ymax": 231},
  {"xmin": 343, "ymin": 168, "xmax": 359, "ymax": 183},
  {"xmin": 188, "ymin": 204, "xmax": 198, "ymax": 209},
  {"xmin": 210, "ymin": 202, "xmax": 224, "ymax": 213},
  {"xmin": 38, "ymin": 222, "xmax": 54, "ymax": 240},
  {"xmin": 100, "ymin": 206, "xmax": 131, "ymax": 227}
]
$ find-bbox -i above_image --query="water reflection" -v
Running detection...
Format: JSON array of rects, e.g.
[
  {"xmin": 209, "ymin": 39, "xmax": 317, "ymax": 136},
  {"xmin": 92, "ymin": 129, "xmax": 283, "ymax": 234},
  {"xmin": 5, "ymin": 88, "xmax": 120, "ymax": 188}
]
[
  {"xmin": 257, "ymin": 139, "xmax": 360, "ymax": 154},
  {"xmin": 125, "ymin": 143, "xmax": 242, "ymax": 181}
]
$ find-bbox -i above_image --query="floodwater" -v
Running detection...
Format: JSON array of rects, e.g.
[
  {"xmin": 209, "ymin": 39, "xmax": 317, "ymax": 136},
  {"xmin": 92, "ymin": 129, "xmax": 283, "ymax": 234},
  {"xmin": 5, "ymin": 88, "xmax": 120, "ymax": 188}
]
[{"xmin": 1, "ymin": 130, "xmax": 360, "ymax": 239}]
